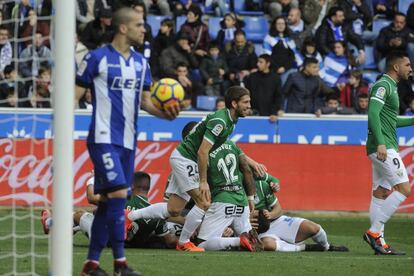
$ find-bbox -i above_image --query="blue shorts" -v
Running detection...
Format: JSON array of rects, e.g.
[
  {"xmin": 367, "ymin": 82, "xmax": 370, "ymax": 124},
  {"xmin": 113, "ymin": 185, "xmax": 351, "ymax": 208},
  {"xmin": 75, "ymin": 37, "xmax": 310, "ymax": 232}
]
[{"xmin": 87, "ymin": 143, "xmax": 135, "ymax": 195}]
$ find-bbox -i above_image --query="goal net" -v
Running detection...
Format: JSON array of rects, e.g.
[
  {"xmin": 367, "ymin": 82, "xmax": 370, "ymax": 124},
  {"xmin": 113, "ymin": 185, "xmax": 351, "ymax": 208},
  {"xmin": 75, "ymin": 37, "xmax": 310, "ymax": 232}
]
[{"xmin": 0, "ymin": 1, "xmax": 74, "ymax": 275}]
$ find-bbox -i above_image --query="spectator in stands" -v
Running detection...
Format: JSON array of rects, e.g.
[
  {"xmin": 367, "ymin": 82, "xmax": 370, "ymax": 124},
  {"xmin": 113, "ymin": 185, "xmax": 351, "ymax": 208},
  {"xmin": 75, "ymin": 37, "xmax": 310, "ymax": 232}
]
[
  {"xmin": 19, "ymin": 32, "xmax": 52, "ymax": 78},
  {"xmin": 264, "ymin": 0, "xmax": 299, "ymax": 19},
  {"xmin": 376, "ymin": 12, "xmax": 414, "ymax": 72},
  {"xmin": 0, "ymin": 64, "xmax": 30, "ymax": 107},
  {"xmin": 206, "ymin": 0, "xmax": 227, "ymax": 17},
  {"xmin": 300, "ymin": 0, "xmax": 337, "ymax": 32},
  {"xmin": 93, "ymin": 0, "xmax": 114, "ymax": 18},
  {"xmin": 316, "ymin": 93, "xmax": 354, "ymax": 115},
  {"xmin": 20, "ymin": 9, "xmax": 50, "ymax": 47},
  {"xmin": 76, "ymin": 0, "xmax": 94, "ymax": 29},
  {"xmin": 215, "ymin": 97, "xmax": 225, "ymax": 110},
  {"xmin": 142, "ymin": 0, "xmax": 171, "ymax": 16},
  {"xmin": 0, "ymin": 2, "xmax": 13, "ymax": 31},
  {"xmin": 0, "ymin": 25, "xmax": 12, "ymax": 79},
  {"xmin": 263, "ymin": 16, "xmax": 299, "ymax": 86},
  {"xmin": 287, "ymin": 7, "xmax": 311, "ymax": 48},
  {"xmin": 404, "ymin": 97, "xmax": 414, "ymax": 116},
  {"xmin": 180, "ymin": 4, "xmax": 210, "ymax": 59},
  {"xmin": 296, "ymin": 37, "xmax": 323, "ymax": 68},
  {"xmin": 175, "ymin": 62, "xmax": 204, "ymax": 110},
  {"xmin": 80, "ymin": 7, "xmax": 113, "ymax": 50},
  {"xmin": 200, "ymin": 43, "xmax": 229, "ymax": 96},
  {"xmin": 151, "ymin": 18, "xmax": 175, "ymax": 78},
  {"xmin": 283, "ymin": 57, "xmax": 333, "ymax": 113},
  {"xmin": 339, "ymin": 70, "xmax": 368, "ymax": 108},
  {"xmin": 315, "ymin": 6, "xmax": 365, "ymax": 65},
  {"xmin": 159, "ymin": 31, "xmax": 199, "ymax": 78},
  {"xmin": 224, "ymin": 30, "xmax": 257, "ymax": 85},
  {"xmin": 29, "ymin": 66, "xmax": 51, "ymax": 108},
  {"xmin": 372, "ymin": 0, "xmax": 396, "ymax": 19},
  {"xmin": 398, "ymin": 78, "xmax": 414, "ymax": 115},
  {"xmin": 354, "ymin": 93, "xmax": 368, "ymax": 114},
  {"xmin": 320, "ymin": 41, "xmax": 355, "ymax": 88},
  {"xmin": 215, "ymin": 12, "xmax": 244, "ymax": 50},
  {"xmin": 245, "ymin": 54, "xmax": 283, "ymax": 122},
  {"xmin": 79, "ymin": 88, "xmax": 92, "ymax": 110},
  {"xmin": 131, "ymin": 1, "xmax": 153, "ymax": 45},
  {"xmin": 407, "ymin": 2, "xmax": 414, "ymax": 33},
  {"xmin": 337, "ymin": 0, "xmax": 372, "ymax": 36},
  {"xmin": 11, "ymin": 0, "xmax": 32, "ymax": 38},
  {"xmin": 75, "ymin": 32, "xmax": 88, "ymax": 69}
]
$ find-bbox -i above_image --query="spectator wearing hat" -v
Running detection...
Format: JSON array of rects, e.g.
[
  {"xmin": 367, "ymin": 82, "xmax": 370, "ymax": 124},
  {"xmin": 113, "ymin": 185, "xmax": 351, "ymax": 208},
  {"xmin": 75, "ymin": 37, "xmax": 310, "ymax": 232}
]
[
  {"xmin": 180, "ymin": 4, "xmax": 210, "ymax": 59},
  {"xmin": 80, "ymin": 7, "xmax": 113, "ymax": 50},
  {"xmin": 159, "ymin": 31, "xmax": 199, "ymax": 78}
]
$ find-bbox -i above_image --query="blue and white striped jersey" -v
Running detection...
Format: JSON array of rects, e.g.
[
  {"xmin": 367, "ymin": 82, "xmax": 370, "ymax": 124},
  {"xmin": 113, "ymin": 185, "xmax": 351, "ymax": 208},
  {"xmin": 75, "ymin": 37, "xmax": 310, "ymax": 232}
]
[{"xmin": 76, "ymin": 45, "xmax": 151, "ymax": 150}]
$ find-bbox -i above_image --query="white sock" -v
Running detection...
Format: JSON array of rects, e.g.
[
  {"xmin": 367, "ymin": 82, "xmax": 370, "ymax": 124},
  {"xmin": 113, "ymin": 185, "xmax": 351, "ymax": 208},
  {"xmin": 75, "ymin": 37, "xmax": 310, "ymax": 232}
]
[
  {"xmin": 178, "ymin": 205, "xmax": 205, "ymax": 245},
  {"xmin": 311, "ymin": 226, "xmax": 330, "ymax": 250},
  {"xmin": 198, "ymin": 237, "xmax": 240, "ymax": 251},
  {"xmin": 369, "ymin": 196, "xmax": 385, "ymax": 238},
  {"xmin": 275, "ymin": 239, "xmax": 305, "ymax": 252},
  {"xmin": 128, "ymin": 202, "xmax": 169, "ymax": 220},
  {"xmin": 370, "ymin": 191, "xmax": 406, "ymax": 233},
  {"xmin": 79, "ymin": 212, "xmax": 94, "ymax": 238}
]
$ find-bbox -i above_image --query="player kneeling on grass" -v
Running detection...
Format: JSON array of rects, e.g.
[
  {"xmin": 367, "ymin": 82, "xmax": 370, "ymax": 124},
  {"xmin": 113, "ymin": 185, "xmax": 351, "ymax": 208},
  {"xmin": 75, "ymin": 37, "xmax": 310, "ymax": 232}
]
[
  {"xmin": 195, "ymin": 140, "xmax": 263, "ymax": 252},
  {"xmin": 41, "ymin": 172, "xmax": 177, "ymax": 249},
  {"xmin": 251, "ymin": 173, "xmax": 348, "ymax": 252}
]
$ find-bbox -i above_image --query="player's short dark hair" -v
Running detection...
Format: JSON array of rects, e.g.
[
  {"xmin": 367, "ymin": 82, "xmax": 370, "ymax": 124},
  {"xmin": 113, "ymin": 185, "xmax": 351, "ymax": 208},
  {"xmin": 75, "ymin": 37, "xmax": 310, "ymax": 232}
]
[
  {"xmin": 328, "ymin": 6, "xmax": 344, "ymax": 18},
  {"xmin": 258, "ymin": 54, "xmax": 271, "ymax": 64},
  {"xmin": 386, "ymin": 51, "xmax": 409, "ymax": 71},
  {"xmin": 112, "ymin": 7, "xmax": 137, "ymax": 33},
  {"xmin": 182, "ymin": 121, "xmax": 198, "ymax": 139},
  {"xmin": 302, "ymin": 57, "xmax": 319, "ymax": 68},
  {"xmin": 133, "ymin": 171, "xmax": 151, "ymax": 192},
  {"xmin": 224, "ymin": 86, "xmax": 250, "ymax": 109}
]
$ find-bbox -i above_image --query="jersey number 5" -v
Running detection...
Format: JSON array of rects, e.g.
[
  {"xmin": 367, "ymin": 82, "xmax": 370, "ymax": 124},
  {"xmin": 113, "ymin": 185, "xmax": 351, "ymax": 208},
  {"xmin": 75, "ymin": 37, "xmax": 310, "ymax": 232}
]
[{"xmin": 102, "ymin": 153, "xmax": 115, "ymax": 170}]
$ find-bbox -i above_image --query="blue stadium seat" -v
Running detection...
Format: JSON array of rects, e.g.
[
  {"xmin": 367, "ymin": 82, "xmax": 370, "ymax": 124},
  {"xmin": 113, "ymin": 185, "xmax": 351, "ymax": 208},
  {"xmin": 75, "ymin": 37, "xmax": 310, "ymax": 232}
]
[
  {"xmin": 234, "ymin": 0, "xmax": 264, "ymax": 16},
  {"xmin": 243, "ymin": 16, "xmax": 268, "ymax": 43},
  {"xmin": 208, "ymin": 17, "xmax": 222, "ymax": 40},
  {"xmin": 147, "ymin": 15, "xmax": 168, "ymax": 37},
  {"xmin": 176, "ymin": 16, "xmax": 187, "ymax": 33},
  {"xmin": 398, "ymin": 0, "xmax": 414, "ymax": 14},
  {"xmin": 364, "ymin": 45, "xmax": 377, "ymax": 70},
  {"xmin": 254, "ymin": 43, "xmax": 264, "ymax": 56},
  {"xmin": 204, "ymin": 0, "xmax": 230, "ymax": 15},
  {"xmin": 372, "ymin": 18, "xmax": 391, "ymax": 35},
  {"xmin": 197, "ymin": 96, "xmax": 218, "ymax": 111},
  {"xmin": 363, "ymin": 71, "xmax": 380, "ymax": 85}
]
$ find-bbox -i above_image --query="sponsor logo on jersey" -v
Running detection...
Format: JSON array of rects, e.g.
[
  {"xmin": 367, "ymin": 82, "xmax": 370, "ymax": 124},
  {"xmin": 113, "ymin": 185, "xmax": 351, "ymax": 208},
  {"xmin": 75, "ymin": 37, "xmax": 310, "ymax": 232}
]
[
  {"xmin": 211, "ymin": 124, "xmax": 224, "ymax": 136},
  {"xmin": 106, "ymin": 171, "xmax": 118, "ymax": 181},
  {"xmin": 111, "ymin": 77, "xmax": 140, "ymax": 90},
  {"xmin": 375, "ymin": 87, "xmax": 386, "ymax": 99}
]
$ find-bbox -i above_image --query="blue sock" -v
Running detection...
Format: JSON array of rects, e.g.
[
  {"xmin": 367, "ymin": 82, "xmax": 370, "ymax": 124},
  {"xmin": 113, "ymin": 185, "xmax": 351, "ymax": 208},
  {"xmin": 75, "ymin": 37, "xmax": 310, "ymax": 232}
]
[
  {"xmin": 106, "ymin": 198, "xmax": 126, "ymax": 260},
  {"xmin": 87, "ymin": 202, "xmax": 109, "ymax": 262}
]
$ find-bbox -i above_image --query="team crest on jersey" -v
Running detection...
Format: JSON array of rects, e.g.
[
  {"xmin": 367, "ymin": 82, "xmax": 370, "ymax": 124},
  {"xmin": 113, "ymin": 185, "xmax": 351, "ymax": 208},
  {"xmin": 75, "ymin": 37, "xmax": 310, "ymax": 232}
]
[
  {"xmin": 211, "ymin": 124, "xmax": 224, "ymax": 136},
  {"xmin": 375, "ymin": 87, "xmax": 386, "ymax": 99}
]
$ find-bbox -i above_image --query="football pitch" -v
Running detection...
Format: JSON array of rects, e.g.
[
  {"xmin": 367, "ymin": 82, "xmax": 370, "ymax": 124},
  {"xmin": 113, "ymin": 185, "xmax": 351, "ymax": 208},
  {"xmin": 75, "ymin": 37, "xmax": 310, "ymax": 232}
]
[{"xmin": 1, "ymin": 209, "xmax": 413, "ymax": 275}]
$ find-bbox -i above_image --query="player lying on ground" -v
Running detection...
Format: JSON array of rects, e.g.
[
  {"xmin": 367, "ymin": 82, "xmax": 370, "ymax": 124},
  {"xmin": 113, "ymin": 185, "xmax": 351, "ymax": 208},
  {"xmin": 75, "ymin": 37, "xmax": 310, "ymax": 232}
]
[
  {"xmin": 252, "ymin": 173, "xmax": 348, "ymax": 252},
  {"xmin": 195, "ymin": 140, "xmax": 262, "ymax": 252},
  {"xmin": 41, "ymin": 172, "xmax": 177, "ymax": 249}
]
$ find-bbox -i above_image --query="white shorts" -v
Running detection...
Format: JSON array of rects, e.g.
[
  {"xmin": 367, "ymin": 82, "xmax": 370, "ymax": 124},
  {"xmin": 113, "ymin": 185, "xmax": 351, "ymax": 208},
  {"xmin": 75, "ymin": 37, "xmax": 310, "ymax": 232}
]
[
  {"xmin": 165, "ymin": 149, "xmax": 199, "ymax": 202},
  {"xmin": 369, "ymin": 149, "xmax": 409, "ymax": 190},
  {"xmin": 198, "ymin": 202, "xmax": 252, "ymax": 241},
  {"xmin": 259, "ymin": 215, "xmax": 305, "ymax": 244}
]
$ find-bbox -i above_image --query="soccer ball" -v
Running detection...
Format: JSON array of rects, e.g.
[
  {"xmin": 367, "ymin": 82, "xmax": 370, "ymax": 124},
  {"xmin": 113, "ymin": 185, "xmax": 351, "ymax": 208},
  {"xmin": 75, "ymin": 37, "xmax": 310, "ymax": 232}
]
[{"xmin": 150, "ymin": 78, "xmax": 185, "ymax": 110}]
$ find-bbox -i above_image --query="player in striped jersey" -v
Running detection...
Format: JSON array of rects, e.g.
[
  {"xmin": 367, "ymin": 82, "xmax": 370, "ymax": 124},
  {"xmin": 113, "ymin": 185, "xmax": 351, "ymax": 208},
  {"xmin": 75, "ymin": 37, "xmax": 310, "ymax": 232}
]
[
  {"xmin": 75, "ymin": 7, "xmax": 178, "ymax": 276},
  {"xmin": 364, "ymin": 52, "xmax": 413, "ymax": 255}
]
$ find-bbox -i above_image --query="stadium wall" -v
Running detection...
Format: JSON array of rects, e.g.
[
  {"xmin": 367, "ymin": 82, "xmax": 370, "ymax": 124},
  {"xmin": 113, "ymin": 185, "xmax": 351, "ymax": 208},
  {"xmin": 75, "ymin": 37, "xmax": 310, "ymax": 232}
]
[{"xmin": 0, "ymin": 110, "xmax": 413, "ymax": 212}]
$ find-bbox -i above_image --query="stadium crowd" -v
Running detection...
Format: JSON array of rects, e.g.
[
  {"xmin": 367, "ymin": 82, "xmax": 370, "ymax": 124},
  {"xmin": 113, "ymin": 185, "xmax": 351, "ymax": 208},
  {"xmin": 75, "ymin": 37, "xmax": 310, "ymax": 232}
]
[{"xmin": 0, "ymin": 0, "xmax": 413, "ymax": 117}]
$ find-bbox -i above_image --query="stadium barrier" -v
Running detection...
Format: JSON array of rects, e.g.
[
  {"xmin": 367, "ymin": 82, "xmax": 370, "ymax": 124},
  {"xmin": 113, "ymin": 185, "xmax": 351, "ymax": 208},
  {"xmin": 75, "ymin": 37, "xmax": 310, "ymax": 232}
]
[{"xmin": 0, "ymin": 109, "xmax": 413, "ymax": 212}]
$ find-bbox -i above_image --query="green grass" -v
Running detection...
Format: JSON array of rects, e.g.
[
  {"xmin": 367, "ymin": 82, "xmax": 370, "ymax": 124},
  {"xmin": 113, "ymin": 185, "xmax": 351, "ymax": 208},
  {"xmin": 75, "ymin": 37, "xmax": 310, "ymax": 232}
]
[{"xmin": 1, "ymin": 209, "xmax": 414, "ymax": 275}]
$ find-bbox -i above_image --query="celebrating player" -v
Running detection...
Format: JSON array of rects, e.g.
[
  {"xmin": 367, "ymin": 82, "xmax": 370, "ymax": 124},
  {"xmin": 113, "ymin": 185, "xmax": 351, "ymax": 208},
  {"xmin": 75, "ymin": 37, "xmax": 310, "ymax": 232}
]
[
  {"xmin": 252, "ymin": 173, "xmax": 348, "ymax": 253},
  {"xmin": 196, "ymin": 140, "xmax": 262, "ymax": 252},
  {"xmin": 127, "ymin": 86, "xmax": 253, "ymax": 251},
  {"xmin": 364, "ymin": 52, "xmax": 413, "ymax": 255},
  {"xmin": 75, "ymin": 7, "xmax": 178, "ymax": 276}
]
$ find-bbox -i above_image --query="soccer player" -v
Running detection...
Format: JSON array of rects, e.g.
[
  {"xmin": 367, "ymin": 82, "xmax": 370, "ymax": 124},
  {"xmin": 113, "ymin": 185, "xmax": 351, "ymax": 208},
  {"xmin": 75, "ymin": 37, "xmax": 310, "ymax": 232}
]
[
  {"xmin": 253, "ymin": 173, "xmax": 348, "ymax": 253},
  {"xmin": 196, "ymin": 140, "xmax": 262, "ymax": 252},
  {"xmin": 127, "ymin": 86, "xmax": 253, "ymax": 251},
  {"xmin": 364, "ymin": 52, "xmax": 413, "ymax": 255},
  {"xmin": 75, "ymin": 7, "xmax": 178, "ymax": 275}
]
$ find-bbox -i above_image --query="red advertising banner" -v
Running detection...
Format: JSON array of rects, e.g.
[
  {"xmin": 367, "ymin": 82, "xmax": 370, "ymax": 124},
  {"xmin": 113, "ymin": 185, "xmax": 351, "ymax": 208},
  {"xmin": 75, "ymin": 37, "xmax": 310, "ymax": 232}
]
[{"xmin": 0, "ymin": 139, "xmax": 413, "ymax": 212}]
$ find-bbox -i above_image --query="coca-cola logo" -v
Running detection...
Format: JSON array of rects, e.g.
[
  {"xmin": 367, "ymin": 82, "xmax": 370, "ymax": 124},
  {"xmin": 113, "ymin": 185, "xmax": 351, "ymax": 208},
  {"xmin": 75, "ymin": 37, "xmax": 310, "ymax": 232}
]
[{"xmin": 0, "ymin": 139, "xmax": 173, "ymax": 205}]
